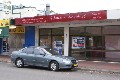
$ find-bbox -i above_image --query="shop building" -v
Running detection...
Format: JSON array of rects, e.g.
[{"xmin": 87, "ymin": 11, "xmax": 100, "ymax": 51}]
[
  {"xmin": 0, "ymin": 20, "xmax": 10, "ymax": 54},
  {"xmin": 15, "ymin": 9, "xmax": 120, "ymax": 61}
]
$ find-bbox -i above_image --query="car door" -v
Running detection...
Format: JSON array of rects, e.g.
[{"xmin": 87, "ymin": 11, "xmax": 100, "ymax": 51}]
[
  {"xmin": 34, "ymin": 48, "xmax": 49, "ymax": 67},
  {"xmin": 23, "ymin": 48, "xmax": 35, "ymax": 65}
]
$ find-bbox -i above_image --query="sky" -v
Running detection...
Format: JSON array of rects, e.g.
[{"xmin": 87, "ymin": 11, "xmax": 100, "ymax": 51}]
[{"xmin": 1, "ymin": 0, "xmax": 120, "ymax": 14}]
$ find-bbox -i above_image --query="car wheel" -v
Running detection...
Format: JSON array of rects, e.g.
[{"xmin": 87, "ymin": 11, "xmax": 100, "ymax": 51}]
[
  {"xmin": 15, "ymin": 58, "xmax": 24, "ymax": 68},
  {"xmin": 50, "ymin": 61, "xmax": 59, "ymax": 71}
]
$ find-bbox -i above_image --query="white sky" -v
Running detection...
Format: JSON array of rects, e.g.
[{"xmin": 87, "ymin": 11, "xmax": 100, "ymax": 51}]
[{"xmin": 1, "ymin": 0, "xmax": 120, "ymax": 14}]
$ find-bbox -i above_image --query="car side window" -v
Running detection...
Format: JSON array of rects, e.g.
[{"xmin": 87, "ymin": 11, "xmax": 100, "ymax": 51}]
[
  {"xmin": 22, "ymin": 49, "xmax": 27, "ymax": 53},
  {"xmin": 22, "ymin": 48, "xmax": 34, "ymax": 54},
  {"xmin": 34, "ymin": 49, "xmax": 45, "ymax": 55}
]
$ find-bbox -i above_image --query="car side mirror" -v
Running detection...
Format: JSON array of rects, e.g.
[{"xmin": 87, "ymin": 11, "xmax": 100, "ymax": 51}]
[{"xmin": 39, "ymin": 53, "xmax": 46, "ymax": 56}]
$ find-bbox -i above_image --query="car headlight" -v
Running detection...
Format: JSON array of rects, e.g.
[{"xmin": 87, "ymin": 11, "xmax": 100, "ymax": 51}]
[{"xmin": 62, "ymin": 59, "xmax": 71, "ymax": 64}]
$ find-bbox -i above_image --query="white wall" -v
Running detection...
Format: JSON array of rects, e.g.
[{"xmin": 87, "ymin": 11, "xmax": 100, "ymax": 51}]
[
  {"xmin": 13, "ymin": 7, "xmax": 37, "ymax": 18},
  {"xmin": 107, "ymin": 9, "xmax": 120, "ymax": 19},
  {"xmin": 0, "ymin": 11, "xmax": 4, "ymax": 19},
  {"xmin": 0, "ymin": 1, "xmax": 12, "ymax": 19},
  {"xmin": 0, "ymin": 3, "xmax": 4, "ymax": 11},
  {"xmin": 11, "ymin": 13, "xmax": 21, "ymax": 19}
]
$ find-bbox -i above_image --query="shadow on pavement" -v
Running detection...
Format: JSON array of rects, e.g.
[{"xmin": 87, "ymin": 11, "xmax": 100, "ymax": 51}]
[{"xmin": 11, "ymin": 65, "xmax": 78, "ymax": 72}]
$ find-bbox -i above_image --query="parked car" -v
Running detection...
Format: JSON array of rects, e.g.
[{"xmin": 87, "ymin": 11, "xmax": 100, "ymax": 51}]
[{"xmin": 11, "ymin": 46, "xmax": 78, "ymax": 71}]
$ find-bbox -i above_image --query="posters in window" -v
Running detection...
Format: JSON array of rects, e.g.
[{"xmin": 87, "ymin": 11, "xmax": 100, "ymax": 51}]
[
  {"xmin": 72, "ymin": 37, "xmax": 85, "ymax": 49},
  {"xmin": 54, "ymin": 41, "xmax": 62, "ymax": 55}
]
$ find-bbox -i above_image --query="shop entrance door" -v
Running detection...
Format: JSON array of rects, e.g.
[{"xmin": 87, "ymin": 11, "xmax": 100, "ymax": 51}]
[{"xmin": 86, "ymin": 36, "xmax": 105, "ymax": 59}]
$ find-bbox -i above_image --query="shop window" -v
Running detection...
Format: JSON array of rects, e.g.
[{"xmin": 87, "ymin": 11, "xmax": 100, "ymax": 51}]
[
  {"xmin": 39, "ymin": 29, "xmax": 51, "ymax": 35},
  {"xmin": 52, "ymin": 36, "xmax": 64, "ymax": 55},
  {"xmin": 86, "ymin": 27, "xmax": 101, "ymax": 35},
  {"xmin": 39, "ymin": 36, "xmax": 51, "ymax": 47},
  {"xmin": 106, "ymin": 52, "xmax": 120, "ymax": 61},
  {"xmin": 52, "ymin": 28, "xmax": 64, "ymax": 35},
  {"xmin": 39, "ymin": 28, "xmax": 64, "ymax": 55},
  {"xmin": 103, "ymin": 26, "xmax": 120, "ymax": 34},
  {"xmin": 105, "ymin": 36, "xmax": 120, "ymax": 50},
  {"xmin": 70, "ymin": 27, "xmax": 85, "ymax": 36}
]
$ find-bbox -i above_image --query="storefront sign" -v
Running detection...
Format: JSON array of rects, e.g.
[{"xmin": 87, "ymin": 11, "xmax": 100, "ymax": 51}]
[
  {"xmin": 0, "ymin": 20, "xmax": 10, "ymax": 27},
  {"xmin": 0, "ymin": 27, "xmax": 9, "ymax": 38},
  {"xmin": 9, "ymin": 27, "xmax": 25, "ymax": 33},
  {"xmin": 15, "ymin": 10, "xmax": 107, "ymax": 25},
  {"xmin": 72, "ymin": 37, "xmax": 85, "ymax": 49}
]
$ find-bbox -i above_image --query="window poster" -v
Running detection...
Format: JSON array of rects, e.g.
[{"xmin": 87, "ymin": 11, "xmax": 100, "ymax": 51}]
[
  {"xmin": 72, "ymin": 37, "xmax": 85, "ymax": 49},
  {"xmin": 54, "ymin": 41, "xmax": 63, "ymax": 55}
]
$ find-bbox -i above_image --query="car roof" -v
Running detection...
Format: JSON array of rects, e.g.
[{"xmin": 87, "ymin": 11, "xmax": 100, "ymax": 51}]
[{"xmin": 24, "ymin": 46, "xmax": 49, "ymax": 50}]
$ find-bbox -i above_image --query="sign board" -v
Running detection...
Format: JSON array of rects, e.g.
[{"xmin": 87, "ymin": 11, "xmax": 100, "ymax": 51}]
[
  {"xmin": 9, "ymin": 27, "xmax": 25, "ymax": 33},
  {"xmin": 0, "ymin": 27, "xmax": 9, "ymax": 38},
  {"xmin": 72, "ymin": 37, "xmax": 85, "ymax": 49},
  {"xmin": 0, "ymin": 20, "xmax": 10, "ymax": 27},
  {"xmin": 15, "ymin": 10, "xmax": 107, "ymax": 25}
]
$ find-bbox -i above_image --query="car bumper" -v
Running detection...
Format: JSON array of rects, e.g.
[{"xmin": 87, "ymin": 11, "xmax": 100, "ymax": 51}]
[{"xmin": 59, "ymin": 63, "xmax": 78, "ymax": 69}]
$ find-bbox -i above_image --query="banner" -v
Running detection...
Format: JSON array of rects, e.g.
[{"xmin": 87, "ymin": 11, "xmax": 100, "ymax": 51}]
[
  {"xmin": 0, "ymin": 20, "xmax": 10, "ymax": 27},
  {"xmin": 72, "ymin": 37, "xmax": 85, "ymax": 49},
  {"xmin": 9, "ymin": 27, "xmax": 25, "ymax": 33}
]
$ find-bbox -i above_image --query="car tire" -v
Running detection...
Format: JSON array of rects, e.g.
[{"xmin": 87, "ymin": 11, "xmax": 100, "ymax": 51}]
[
  {"xmin": 50, "ymin": 61, "xmax": 59, "ymax": 71},
  {"xmin": 15, "ymin": 58, "xmax": 24, "ymax": 68}
]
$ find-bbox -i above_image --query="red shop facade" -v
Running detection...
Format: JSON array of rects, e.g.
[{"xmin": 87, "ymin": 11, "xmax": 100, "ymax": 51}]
[{"xmin": 15, "ymin": 10, "xmax": 120, "ymax": 61}]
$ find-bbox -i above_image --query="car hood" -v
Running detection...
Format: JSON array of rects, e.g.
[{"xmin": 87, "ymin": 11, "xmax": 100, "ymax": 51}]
[{"xmin": 50, "ymin": 55, "xmax": 76, "ymax": 60}]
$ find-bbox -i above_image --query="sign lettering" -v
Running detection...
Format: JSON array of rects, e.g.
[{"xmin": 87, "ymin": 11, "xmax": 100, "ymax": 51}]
[
  {"xmin": 72, "ymin": 37, "xmax": 85, "ymax": 49},
  {"xmin": 9, "ymin": 27, "xmax": 25, "ymax": 33},
  {"xmin": 0, "ymin": 20, "xmax": 10, "ymax": 27}
]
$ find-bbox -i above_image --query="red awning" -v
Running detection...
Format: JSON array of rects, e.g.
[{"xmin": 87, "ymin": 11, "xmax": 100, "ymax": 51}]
[{"xmin": 15, "ymin": 10, "xmax": 107, "ymax": 25}]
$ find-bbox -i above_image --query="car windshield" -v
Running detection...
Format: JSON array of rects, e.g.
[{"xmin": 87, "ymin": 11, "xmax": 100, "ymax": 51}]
[{"xmin": 43, "ymin": 48, "xmax": 60, "ymax": 55}]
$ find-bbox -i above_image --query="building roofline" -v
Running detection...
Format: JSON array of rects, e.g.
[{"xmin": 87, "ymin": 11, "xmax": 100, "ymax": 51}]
[{"xmin": 12, "ymin": 5, "xmax": 36, "ymax": 9}]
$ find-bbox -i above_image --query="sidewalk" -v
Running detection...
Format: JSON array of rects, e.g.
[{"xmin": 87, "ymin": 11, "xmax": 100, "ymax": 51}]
[
  {"xmin": 0, "ymin": 55, "xmax": 11, "ymax": 63},
  {"xmin": 0, "ymin": 55, "xmax": 120, "ymax": 73},
  {"xmin": 78, "ymin": 60, "xmax": 120, "ymax": 73}
]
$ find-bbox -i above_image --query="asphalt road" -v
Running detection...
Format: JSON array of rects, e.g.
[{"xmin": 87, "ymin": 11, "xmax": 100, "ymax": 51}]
[{"xmin": 0, "ymin": 62, "xmax": 120, "ymax": 80}]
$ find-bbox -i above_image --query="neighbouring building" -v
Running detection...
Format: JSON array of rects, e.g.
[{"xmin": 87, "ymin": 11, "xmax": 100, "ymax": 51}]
[
  {"xmin": 8, "ymin": 4, "xmax": 39, "ymax": 53},
  {"xmin": 11, "ymin": 4, "xmax": 37, "ymax": 18},
  {"xmin": 0, "ymin": 0, "xmax": 11, "ymax": 54},
  {"xmin": 0, "ymin": 0, "xmax": 12, "ymax": 19}
]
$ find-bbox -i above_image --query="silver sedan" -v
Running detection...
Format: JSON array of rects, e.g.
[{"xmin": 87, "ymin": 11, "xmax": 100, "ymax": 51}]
[{"xmin": 11, "ymin": 47, "xmax": 78, "ymax": 71}]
